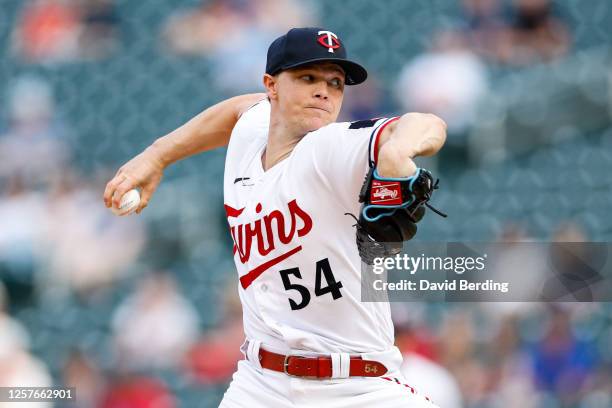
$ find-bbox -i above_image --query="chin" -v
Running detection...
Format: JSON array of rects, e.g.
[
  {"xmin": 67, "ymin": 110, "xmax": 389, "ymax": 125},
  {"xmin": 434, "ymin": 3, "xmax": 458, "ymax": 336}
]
[{"xmin": 305, "ymin": 117, "xmax": 331, "ymax": 133}]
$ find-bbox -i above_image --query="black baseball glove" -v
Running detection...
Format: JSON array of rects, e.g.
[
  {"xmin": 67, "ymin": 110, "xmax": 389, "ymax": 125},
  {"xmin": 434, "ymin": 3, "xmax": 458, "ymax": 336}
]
[{"xmin": 347, "ymin": 167, "xmax": 446, "ymax": 265}]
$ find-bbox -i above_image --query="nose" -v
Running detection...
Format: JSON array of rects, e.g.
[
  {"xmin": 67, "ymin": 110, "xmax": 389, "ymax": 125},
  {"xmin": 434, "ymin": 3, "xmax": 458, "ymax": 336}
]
[{"xmin": 313, "ymin": 82, "xmax": 329, "ymax": 100}]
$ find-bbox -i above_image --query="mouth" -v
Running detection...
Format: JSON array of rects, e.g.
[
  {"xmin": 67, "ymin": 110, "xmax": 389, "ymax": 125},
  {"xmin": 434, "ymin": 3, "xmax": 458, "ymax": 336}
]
[{"xmin": 305, "ymin": 106, "xmax": 331, "ymax": 114}]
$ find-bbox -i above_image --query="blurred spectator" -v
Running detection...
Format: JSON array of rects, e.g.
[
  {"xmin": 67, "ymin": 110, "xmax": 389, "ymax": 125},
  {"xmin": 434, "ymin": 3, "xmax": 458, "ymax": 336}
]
[
  {"xmin": 111, "ymin": 272, "xmax": 199, "ymax": 371},
  {"xmin": 436, "ymin": 310, "xmax": 492, "ymax": 406},
  {"xmin": 0, "ymin": 282, "xmax": 31, "ymax": 359},
  {"xmin": 460, "ymin": 0, "xmax": 506, "ymax": 59},
  {"xmin": 11, "ymin": 0, "xmax": 119, "ymax": 63},
  {"xmin": 484, "ymin": 223, "xmax": 546, "ymax": 315},
  {"xmin": 401, "ymin": 352, "xmax": 463, "ymax": 408},
  {"xmin": 250, "ymin": 0, "xmax": 315, "ymax": 31},
  {"xmin": 0, "ymin": 174, "xmax": 48, "ymax": 309},
  {"xmin": 0, "ymin": 75, "xmax": 71, "ymax": 190},
  {"xmin": 76, "ymin": 0, "xmax": 121, "ymax": 60},
  {"xmin": 531, "ymin": 306, "xmax": 598, "ymax": 404},
  {"xmin": 396, "ymin": 31, "xmax": 488, "ymax": 135},
  {"xmin": 184, "ymin": 279, "xmax": 244, "ymax": 384},
  {"xmin": 61, "ymin": 349, "xmax": 107, "ymax": 408},
  {"xmin": 542, "ymin": 223, "xmax": 603, "ymax": 302},
  {"xmin": 162, "ymin": 0, "xmax": 314, "ymax": 54},
  {"xmin": 395, "ymin": 320, "xmax": 463, "ymax": 408},
  {"xmin": 0, "ymin": 283, "xmax": 53, "ymax": 408},
  {"xmin": 438, "ymin": 310, "xmax": 476, "ymax": 369},
  {"xmin": 496, "ymin": 0, "xmax": 571, "ymax": 65},
  {"xmin": 11, "ymin": 0, "xmax": 81, "ymax": 63},
  {"xmin": 392, "ymin": 304, "xmax": 438, "ymax": 362},
  {"xmin": 0, "ymin": 349, "xmax": 53, "ymax": 408},
  {"xmin": 42, "ymin": 171, "xmax": 145, "ymax": 300},
  {"xmin": 162, "ymin": 0, "xmax": 253, "ymax": 55},
  {"xmin": 162, "ymin": 0, "xmax": 316, "ymax": 93},
  {"xmin": 551, "ymin": 222, "xmax": 586, "ymax": 243},
  {"xmin": 487, "ymin": 314, "xmax": 538, "ymax": 408},
  {"xmin": 99, "ymin": 374, "xmax": 175, "ymax": 408}
]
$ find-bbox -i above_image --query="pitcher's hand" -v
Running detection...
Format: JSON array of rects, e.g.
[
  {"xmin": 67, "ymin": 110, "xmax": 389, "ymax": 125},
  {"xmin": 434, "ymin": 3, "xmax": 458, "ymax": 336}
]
[{"xmin": 103, "ymin": 147, "xmax": 165, "ymax": 214}]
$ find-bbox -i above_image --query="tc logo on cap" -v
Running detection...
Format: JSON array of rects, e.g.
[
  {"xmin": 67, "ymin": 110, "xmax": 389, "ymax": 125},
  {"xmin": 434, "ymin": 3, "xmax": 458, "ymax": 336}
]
[{"xmin": 317, "ymin": 30, "xmax": 340, "ymax": 53}]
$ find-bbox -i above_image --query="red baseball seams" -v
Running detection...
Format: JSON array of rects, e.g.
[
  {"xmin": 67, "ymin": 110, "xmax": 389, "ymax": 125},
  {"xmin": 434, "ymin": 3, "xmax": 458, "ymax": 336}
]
[{"xmin": 225, "ymin": 199, "xmax": 314, "ymax": 289}]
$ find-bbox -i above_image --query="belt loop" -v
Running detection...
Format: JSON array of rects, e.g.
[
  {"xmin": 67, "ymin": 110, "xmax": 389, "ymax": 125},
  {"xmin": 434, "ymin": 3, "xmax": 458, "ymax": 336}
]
[
  {"xmin": 330, "ymin": 352, "xmax": 350, "ymax": 379},
  {"xmin": 339, "ymin": 353, "xmax": 350, "ymax": 378},
  {"xmin": 247, "ymin": 339, "xmax": 263, "ymax": 371}
]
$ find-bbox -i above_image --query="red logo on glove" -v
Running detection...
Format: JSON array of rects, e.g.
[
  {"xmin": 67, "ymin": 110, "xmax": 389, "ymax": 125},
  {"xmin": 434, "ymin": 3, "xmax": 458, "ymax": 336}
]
[{"xmin": 370, "ymin": 181, "xmax": 402, "ymax": 205}]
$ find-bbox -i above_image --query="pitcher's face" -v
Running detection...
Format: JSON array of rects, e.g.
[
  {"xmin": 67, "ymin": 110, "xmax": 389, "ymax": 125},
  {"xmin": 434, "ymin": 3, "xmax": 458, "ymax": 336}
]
[{"xmin": 266, "ymin": 62, "xmax": 345, "ymax": 134}]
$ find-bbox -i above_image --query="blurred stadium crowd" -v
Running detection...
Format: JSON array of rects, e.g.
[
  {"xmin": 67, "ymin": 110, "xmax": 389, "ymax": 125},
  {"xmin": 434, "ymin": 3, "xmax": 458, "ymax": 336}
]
[{"xmin": 1, "ymin": 0, "xmax": 611, "ymax": 407}]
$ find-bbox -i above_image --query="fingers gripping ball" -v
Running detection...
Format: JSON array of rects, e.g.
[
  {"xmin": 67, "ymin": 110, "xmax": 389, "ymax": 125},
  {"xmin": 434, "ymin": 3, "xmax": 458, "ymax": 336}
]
[{"xmin": 111, "ymin": 189, "xmax": 141, "ymax": 216}]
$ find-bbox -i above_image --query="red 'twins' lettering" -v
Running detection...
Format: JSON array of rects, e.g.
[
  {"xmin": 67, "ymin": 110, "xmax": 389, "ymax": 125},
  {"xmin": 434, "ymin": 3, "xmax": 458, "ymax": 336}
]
[{"xmin": 225, "ymin": 200, "xmax": 313, "ymax": 263}]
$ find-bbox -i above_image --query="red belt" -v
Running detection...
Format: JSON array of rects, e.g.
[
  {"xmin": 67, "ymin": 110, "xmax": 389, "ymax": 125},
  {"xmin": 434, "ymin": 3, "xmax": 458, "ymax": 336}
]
[{"xmin": 258, "ymin": 347, "xmax": 388, "ymax": 379}]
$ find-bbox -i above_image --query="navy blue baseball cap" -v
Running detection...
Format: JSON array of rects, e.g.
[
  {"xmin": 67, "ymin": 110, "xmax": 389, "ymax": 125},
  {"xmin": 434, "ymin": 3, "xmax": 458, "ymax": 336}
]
[{"xmin": 265, "ymin": 27, "xmax": 368, "ymax": 85}]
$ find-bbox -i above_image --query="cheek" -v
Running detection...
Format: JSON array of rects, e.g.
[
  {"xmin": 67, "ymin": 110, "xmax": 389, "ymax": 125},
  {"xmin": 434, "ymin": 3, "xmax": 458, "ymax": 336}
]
[
  {"xmin": 335, "ymin": 93, "xmax": 344, "ymax": 111},
  {"xmin": 276, "ymin": 82, "xmax": 301, "ymax": 111}
]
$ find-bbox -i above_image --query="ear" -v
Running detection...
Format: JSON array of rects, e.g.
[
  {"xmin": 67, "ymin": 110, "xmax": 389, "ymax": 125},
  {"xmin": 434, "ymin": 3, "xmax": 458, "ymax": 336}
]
[{"xmin": 263, "ymin": 73, "xmax": 278, "ymax": 100}]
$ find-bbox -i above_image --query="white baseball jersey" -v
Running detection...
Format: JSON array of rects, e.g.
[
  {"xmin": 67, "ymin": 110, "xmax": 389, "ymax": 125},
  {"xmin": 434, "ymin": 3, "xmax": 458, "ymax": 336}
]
[{"xmin": 223, "ymin": 99, "xmax": 399, "ymax": 354}]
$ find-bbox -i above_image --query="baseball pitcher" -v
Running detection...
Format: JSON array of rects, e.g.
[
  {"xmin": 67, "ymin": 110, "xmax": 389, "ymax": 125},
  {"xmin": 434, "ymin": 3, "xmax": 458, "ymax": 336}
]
[{"xmin": 104, "ymin": 27, "xmax": 447, "ymax": 407}]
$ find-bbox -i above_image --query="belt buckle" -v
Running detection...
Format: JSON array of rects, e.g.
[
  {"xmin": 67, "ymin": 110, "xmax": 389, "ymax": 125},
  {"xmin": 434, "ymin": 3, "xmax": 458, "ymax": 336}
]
[{"xmin": 283, "ymin": 354, "xmax": 316, "ymax": 379}]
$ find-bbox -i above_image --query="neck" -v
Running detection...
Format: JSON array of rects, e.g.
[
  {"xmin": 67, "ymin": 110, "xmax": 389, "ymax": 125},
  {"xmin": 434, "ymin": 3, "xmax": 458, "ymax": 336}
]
[{"xmin": 262, "ymin": 114, "xmax": 304, "ymax": 171}]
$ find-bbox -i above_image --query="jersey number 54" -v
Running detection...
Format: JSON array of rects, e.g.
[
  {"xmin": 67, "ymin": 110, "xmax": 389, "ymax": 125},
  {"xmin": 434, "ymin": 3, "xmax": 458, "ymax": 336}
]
[{"xmin": 279, "ymin": 258, "xmax": 343, "ymax": 311}]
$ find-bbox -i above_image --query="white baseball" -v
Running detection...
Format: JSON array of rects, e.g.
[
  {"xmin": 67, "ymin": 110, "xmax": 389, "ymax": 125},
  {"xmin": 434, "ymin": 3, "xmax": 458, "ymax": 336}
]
[{"xmin": 111, "ymin": 189, "xmax": 141, "ymax": 216}]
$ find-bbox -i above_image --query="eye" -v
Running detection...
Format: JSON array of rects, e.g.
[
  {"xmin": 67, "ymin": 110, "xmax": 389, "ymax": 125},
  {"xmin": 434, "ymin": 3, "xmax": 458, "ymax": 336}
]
[
  {"xmin": 301, "ymin": 75, "xmax": 314, "ymax": 82},
  {"xmin": 329, "ymin": 78, "xmax": 342, "ymax": 88}
]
